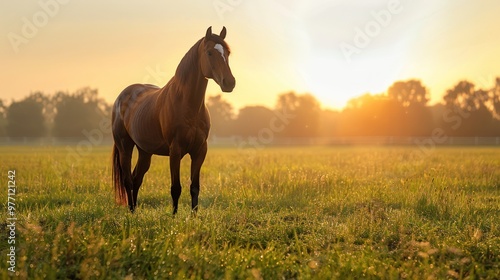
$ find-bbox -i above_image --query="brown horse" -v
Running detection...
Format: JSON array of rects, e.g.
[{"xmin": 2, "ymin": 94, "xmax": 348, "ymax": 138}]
[{"xmin": 112, "ymin": 26, "xmax": 235, "ymax": 214}]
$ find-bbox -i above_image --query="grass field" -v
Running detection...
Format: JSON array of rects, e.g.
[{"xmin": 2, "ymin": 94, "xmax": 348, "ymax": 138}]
[{"xmin": 1, "ymin": 145, "xmax": 499, "ymax": 279}]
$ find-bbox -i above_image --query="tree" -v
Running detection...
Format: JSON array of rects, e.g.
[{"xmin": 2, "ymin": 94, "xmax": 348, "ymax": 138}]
[
  {"xmin": 387, "ymin": 80, "xmax": 433, "ymax": 136},
  {"xmin": 0, "ymin": 99, "xmax": 6, "ymax": 136},
  {"xmin": 6, "ymin": 94, "xmax": 46, "ymax": 138},
  {"xmin": 52, "ymin": 88, "xmax": 109, "ymax": 138},
  {"xmin": 233, "ymin": 106, "xmax": 275, "ymax": 137},
  {"xmin": 318, "ymin": 109, "xmax": 340, "ymax": 137},
  {"xmin": 490, "ymin": 77, "xmax": 500, "ymax": 119},
  {"xmin": 443, "ymin": 80, "xmax": 489, "ymax": 112},
  {"xmin": 442, "ymin": 80, "xmax": 495, "ymax": 136},
  {"xmin": 340, "ymin": 93, "xmax": 405, "ymax": 136},
  {"xmin": 490, "ymin": 78, "xmax": 500, "ymax": 136},
  {"xmin": 387, "ymin": 79, "xmax": 429, "ymax": 107},
  {"xmin": 206, "ymin": 94, "xmax": 234, "ymax": 137},
  {"xmin": 275, "ymin": 92, "xmax": 321, "ymax": 137}
]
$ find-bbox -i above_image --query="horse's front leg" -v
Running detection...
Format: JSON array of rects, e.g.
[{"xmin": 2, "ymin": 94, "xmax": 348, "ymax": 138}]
[
  {"xmin": 170, "ymin": 144, "xmax": 182, "ymax": 215},
  {"xmin": 189, "ymin": 142, "xmax": 207, "ymax": 213}
]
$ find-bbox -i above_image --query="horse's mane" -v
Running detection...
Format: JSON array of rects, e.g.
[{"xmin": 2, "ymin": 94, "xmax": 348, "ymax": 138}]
[{"xmin": 174, "ymin": 38, "xmax": 202, "ymax": 84}]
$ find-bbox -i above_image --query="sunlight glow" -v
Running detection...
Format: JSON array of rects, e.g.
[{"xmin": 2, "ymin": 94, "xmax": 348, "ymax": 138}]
[
  {"xmin": 1, "ymin": 1, "xmax": 499, "ymax": 111},
  {"xmin": 298, "ymin": 34, "xmax": 409, "ymax": 109}
]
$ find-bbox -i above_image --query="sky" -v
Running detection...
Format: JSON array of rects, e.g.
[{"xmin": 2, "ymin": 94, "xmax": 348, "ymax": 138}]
[{"xmin": 1, "ymin": 0, "xmax": 500, "ymax": 110}]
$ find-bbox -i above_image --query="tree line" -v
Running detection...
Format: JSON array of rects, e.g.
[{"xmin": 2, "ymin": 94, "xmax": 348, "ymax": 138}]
[
  {"xmin": 0, "ymin": 87, "xmax": 110, "ymax": 139},
  {"xmin": 209, "ymin": 78, "xmax": 500, "ymax": 138},
  {"xmin": 1, "ymin": 78, "xmax": 499, "ymax": 140}
]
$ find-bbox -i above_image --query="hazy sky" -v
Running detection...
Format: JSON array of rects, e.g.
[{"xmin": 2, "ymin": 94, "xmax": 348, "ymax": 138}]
[{"xmin": 2, "ymin": 0, "xmax": 500, "ymax": 110}]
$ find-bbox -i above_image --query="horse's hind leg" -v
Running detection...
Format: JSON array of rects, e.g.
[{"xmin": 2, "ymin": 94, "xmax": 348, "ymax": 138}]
[
  {"xmin": 116, "ymin": 139, "xmax": 135, "ymax": 212},
  {"xmin": 132, "ymin": 148, "xmax": 152, "ymax": 209},
  {"xmin": 189, "ymin": 142, "xmax": 207, "ymax": 213}
]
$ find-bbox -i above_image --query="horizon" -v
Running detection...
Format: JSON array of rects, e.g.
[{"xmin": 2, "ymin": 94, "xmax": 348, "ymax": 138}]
[
  {"xmin": 1, "ymin": 1, "xmax": 500, "ymax": 110},
  {"xmin": 0, "ymin": 76, "xmax": 498, "ymax": 114}
]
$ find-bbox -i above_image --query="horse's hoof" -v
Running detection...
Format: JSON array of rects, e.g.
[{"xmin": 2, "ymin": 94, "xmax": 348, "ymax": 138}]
[{"xmin": 191, "ymin": 206, "xmax": 198, "ymax": 216}]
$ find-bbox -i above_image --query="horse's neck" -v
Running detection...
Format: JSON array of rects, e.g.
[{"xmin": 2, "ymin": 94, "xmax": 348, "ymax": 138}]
[
  {"xmin": 160, "ymin": 40, "xmax": 208, "ymax": 114},
  {"xmin": 160, "ymin": 68, "xmax": 208, "ymax": 115},
  {"xmin": 175, "ymin": 70, "xmax": 207, "ymax": 112},
  {"xmin": 177, "ymin": 41, "xmax": 208, "ymax": 111}
]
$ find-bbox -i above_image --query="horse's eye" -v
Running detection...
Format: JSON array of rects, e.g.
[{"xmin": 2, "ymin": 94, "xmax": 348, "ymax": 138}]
[{"xmin": 207, "ymin": 51, "xmax": 212, "ymax": 56}]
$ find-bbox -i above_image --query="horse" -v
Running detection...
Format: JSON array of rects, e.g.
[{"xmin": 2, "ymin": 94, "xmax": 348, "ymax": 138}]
[{"xmin": 112, "ymin": 26, "xmax": 235, "ymax": 214}]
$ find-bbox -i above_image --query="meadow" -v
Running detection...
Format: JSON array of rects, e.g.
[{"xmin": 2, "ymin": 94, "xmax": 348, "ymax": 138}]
[{"xmin": 0, "ymin": 145, "xmax": 499, "ymax": 279}]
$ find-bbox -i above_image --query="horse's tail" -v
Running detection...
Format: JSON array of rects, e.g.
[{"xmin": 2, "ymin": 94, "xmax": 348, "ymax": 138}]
[{"xmin": 112, "ymin": 144, "xmax": 127, "ymax": 205}]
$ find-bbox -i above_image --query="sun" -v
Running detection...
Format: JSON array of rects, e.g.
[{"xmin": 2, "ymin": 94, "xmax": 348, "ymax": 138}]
[
  {"xmin": 298, "ymin": 49, "xmax": 405, "ymax": 110},
  {"xmin": 290, "ymin": 3, "xmax": 415, "ymax": 110}
]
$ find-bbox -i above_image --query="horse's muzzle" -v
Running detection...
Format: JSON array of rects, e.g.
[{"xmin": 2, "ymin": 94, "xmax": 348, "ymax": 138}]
[{"xmin": 221, "ymin": 77, "xmax": 236, "ymax": 92}]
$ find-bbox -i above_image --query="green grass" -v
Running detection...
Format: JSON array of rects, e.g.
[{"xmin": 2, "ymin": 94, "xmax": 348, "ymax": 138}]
[{"xmin": 1, "ymin": 145, "xmax": 499, "ymax": 279}]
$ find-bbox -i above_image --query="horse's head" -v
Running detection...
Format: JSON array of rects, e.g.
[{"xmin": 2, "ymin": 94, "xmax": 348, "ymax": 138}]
[{"xmin": 200, "ymin": 26, "xmax": 236, "ymax": 93}]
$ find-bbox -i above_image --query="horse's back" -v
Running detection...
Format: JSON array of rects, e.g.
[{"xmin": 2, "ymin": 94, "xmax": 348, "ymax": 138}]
[
  {"xmin": 113, "ymin": 83, "xmax": 160, "ymax": 125},
  {"xmin": 114, "ymin": 83, "xmax": 160, "ymax": 106},
  {"xmin": 113, "ymin": 84, "xmax": 168, "ymax": 154}
]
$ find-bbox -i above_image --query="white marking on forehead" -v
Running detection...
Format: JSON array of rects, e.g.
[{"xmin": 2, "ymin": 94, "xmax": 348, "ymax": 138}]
[{"xmin": 214, "ymin": 43, "xmax": 226, "ymax": 62}]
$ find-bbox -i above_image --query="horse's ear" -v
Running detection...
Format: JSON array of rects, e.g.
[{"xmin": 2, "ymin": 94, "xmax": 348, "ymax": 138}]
[
  {"xmin": 205, "ymin": 26, "xmax": 212, "ymax": 40},
  {"xmin": 220, "ymin": 26, "xmax": 227, "ymax": 39}
]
